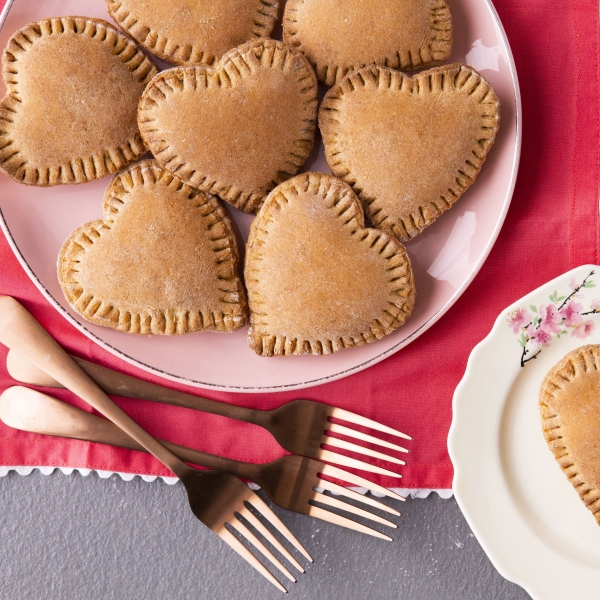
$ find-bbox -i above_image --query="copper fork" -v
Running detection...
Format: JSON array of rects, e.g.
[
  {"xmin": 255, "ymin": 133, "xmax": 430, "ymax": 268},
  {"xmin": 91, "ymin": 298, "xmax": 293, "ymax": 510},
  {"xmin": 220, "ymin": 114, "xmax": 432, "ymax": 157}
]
[
  {"xmin": 7, "ymin": 352, "xmax": 410, "ymax": 477},
  {"xmin": 2, "ymin": 386, "xmax": 404, "ymax": 541},
  {"xmin": 0, "ymin": 297, "xmax": 308, "ymax": 592}
]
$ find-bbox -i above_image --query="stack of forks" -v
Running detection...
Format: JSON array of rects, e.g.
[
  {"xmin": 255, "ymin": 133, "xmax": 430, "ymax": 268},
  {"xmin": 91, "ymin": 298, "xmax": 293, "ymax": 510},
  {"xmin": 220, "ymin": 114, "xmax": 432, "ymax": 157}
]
[{"xmin": 0, "ymin": 296, "xmax": 410, "ymax": 593}]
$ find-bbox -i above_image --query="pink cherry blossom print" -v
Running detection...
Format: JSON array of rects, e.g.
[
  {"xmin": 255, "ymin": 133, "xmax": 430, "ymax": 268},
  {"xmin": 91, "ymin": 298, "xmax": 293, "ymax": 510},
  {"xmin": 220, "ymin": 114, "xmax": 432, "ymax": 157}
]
[
  {"xmin": 529, "ymin": 327, "xmax": 552, "ymax": 347},
  {"xmin": 572, "ymin": 320, "xmax": 595, "ymax": 339},
  {"xmin": 539, "ymin": 304, "xmax": 561, "ymax": 334},
  {"xmin": 514, "ymin": 270, "xmax": 599, "ymax": 368},
  {"xmin": 507, "ymin": 308, "xmax": 531, "ymax": 334},
  {"xmin": 559, "ymin": 301, "xmax": 583, "ymax": 327}
]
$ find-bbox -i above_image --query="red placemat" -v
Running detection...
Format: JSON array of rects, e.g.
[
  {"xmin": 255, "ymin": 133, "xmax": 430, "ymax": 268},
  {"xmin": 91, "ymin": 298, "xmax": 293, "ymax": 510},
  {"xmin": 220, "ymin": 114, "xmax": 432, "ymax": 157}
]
[{"xmin": 0, "ymin": 0, "xmax": 598, "ymax": 489}]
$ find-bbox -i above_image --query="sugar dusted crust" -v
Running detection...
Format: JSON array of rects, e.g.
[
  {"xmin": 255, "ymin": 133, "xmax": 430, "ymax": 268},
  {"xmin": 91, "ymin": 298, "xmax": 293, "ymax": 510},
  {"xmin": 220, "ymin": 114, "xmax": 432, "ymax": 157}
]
[
  {"xmin": 106, "ymin": 0, "xmax": 280, "ymax": 66},
  {"xmin": 245, "ymin": 172, "xmax": 416, "ymax": 356},
  {"xmin": 283, "ymin": 0, "xmax": 452, "ymax": 86},
  {"xmin": 0, "ymin": 16, "xmax": 157, "ymax": 186},
  {"xmin": 539, "ymin": 345, "xmax": 600, "ymax": 525},
  {"xmin": 58, "ymin": 160, "xmax": 247, "ymax": 335},
  {"xmin": 138, "ymin": 38, "xmax": 318, "ymax": 214},
  {"xmin": 320, "ymin": 64, "xmax": 500, "ymax": 242}
]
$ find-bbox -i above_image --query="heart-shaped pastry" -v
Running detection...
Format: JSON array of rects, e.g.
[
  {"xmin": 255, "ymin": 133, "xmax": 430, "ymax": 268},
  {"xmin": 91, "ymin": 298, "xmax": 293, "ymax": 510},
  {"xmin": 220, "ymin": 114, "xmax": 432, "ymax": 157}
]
[
  {"xmin": 245, "ymin": 172, "xmax": 415, "ymax": 356},
  {"xmin": 0, "ymin": 17, "xmax": 157, "ymax": 186},
  {"xmin": 138, "ymin": 38, "xmax": 318, "ymax": 214},
  {"xmin": 539, "ymin": 345, "xmax": 600, "ymax": 524},
  {"xmin": 58, "ymin": 159, "xmax": 247, "ymax": 335},
  {"xmin": 106, "ymin": 0, "xmax": 279, "ymax": 66},
  {"xmin": 283, "ymin": 0, "xmax": 452, "ymax": 86},
  {"xmin": 320, "ymin": 64, "xmax": 500, "ymax": 242}
]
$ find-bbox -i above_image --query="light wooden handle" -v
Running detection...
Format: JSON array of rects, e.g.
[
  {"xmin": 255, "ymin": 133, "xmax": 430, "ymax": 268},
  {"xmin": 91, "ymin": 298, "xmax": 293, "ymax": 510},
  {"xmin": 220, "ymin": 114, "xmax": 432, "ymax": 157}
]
[
  {"xmin": 0, "ymin": 297, "xmax": 189, "ymax": 478},
  {"xmin": 0, "ymin": 386, "xmax": 254, "ymax": 480},
  {"xmin": 7, "ymin": 349, "xmax": 268, "ymax": 426}
]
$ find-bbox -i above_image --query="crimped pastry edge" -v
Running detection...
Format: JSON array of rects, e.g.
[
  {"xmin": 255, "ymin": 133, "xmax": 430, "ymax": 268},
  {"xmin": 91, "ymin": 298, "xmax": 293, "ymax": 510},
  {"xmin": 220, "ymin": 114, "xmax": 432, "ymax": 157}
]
[
  {"xmin": 0, "ymin": 16, "xmax": 158, "ymax": 187},
  {"xmin": 106, "ymin": 0, "xmax": 280, "ymax": 66},
  {"xmin": 138, "ymin": 37, "xmax": 319, "ymax": 215},
  {"xmin": 245, "ymin": 172, "xmax": 416, "ymax": 356},
  {"xmin": 539, "ymin": 344, "xmax": 600, "ymax": 525},
  {"xmin": 319, "ymin": 63, "xmax": 501, "ymax": 242},
  {"xmin": 57, "ymin": 159, "xmax": 247, "ymax": 335},
  {"xmin": 283, "ymin": 0, "xmax": 453, "ymax": 86}
]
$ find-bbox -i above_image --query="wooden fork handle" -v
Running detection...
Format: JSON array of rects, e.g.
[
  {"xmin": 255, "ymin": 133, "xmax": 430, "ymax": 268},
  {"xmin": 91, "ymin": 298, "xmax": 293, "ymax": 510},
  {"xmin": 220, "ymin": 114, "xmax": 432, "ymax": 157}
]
[
  {"xmin": 0, "ymin": 297, "xmax": 190, "ymax": 479},
  {"xmin": 0, "ymin": 386, "xmax": 257, "ymax": 481},
  {"xmin": 7, "ymin": 350, "xmax": 271, "ymax": 427}
]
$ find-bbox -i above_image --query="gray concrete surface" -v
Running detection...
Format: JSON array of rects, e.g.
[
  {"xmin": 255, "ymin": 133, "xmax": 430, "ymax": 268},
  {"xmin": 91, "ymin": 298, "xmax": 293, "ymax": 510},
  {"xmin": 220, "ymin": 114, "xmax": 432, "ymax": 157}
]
[{"xmin": 0, "ymin": 470, "xmax": 530, "ymax": 599}]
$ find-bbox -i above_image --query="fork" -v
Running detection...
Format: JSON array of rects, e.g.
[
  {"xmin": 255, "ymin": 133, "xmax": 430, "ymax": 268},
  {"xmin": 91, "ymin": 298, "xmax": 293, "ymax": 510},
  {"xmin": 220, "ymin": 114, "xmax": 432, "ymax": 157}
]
[
  {"xmin": 7, "ymin": 352, "xmax": 410, "ymax": 478},
  {"xmin": 0, "ymin": 296, "xmax": 307, "ymax": 592},
  {"xmin": 3, "ymin": 385, "xmax": 405, "ymax": 537},
  {"xmin": 1, "ymin": 386, "xmax": 405, "ymax": 541}
]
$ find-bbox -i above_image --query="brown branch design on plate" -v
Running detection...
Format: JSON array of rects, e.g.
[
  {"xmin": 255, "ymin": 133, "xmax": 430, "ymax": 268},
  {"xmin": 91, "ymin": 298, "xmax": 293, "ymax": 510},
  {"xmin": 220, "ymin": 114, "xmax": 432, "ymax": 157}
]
[{"xmin": 507, "ymin": 270, "xmax": 600, "ymax": 367}]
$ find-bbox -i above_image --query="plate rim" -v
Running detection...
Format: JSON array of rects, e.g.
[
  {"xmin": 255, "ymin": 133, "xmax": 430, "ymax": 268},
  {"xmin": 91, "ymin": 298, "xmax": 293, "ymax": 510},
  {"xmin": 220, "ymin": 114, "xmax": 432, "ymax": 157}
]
[
  {"xmin": 0, "ymin": 0, "xmax": 522, "ymax": 393},
  {"xmin": 449, "ymin": 264, "xmax": 600, "ymax": 599}
]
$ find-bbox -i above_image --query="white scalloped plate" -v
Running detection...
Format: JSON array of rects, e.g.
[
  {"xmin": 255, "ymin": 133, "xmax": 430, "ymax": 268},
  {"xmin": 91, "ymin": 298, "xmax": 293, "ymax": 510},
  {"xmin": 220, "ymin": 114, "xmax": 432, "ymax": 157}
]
[
  {"xmin": 0, "ymin": 0, "xmax": 520, "ymax": 392},
  {"xmin": 450, "ymin": 264, "xmax": 600, "ymax": 600}
]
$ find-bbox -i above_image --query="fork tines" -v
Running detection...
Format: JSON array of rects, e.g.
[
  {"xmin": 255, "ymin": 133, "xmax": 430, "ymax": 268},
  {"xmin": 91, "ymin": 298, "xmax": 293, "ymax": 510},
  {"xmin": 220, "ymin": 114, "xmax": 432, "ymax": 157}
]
[
  {"xmin": 308, "ymin": 463, "xmax": 406, "ymax": 541},
  {"xmin": 240, "ymin": 495, "xmax": 313, "ymax": 566},
  {"xmin": 218, "ymin": 527, "xmax": 291, "ymax": 592},
  {"xmin": 316, "ymin": 449, "xmax": 404, "ymax": 478},
  {"xmin": 320, "ymin": 407, "xmax": 411, "ymax": 477},
  {"xmin": 330, "ymin": 407, "xmax": 412, "ymax": 440},
  {"xmin": 218, "ymin": 490, "xmax": 312, "ymax": 593}
]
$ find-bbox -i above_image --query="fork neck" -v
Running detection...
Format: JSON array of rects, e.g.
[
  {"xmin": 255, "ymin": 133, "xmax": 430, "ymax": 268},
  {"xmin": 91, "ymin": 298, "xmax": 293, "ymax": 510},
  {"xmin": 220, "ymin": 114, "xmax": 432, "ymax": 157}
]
[
  {"xmin": 182, "ymin": 401, "xmax": 272, "ymax": 430},
  {"xmin": 74, "ymin": 357, "xmax": 273, "ymax": 427},
  {"xmin": 175, "ymin": 444, "xmax": 268, "ymax": 484}
]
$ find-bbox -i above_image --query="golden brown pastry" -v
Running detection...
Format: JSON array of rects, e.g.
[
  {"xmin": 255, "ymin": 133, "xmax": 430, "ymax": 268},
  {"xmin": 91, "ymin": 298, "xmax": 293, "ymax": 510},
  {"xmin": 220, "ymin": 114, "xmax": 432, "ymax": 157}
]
[
  {"xmin": 539, "ymin": 345, "xmax": 600, "ymax": 524},
  {"xmin": 245, "ymin": 172, "xmax": 416, "ymax": 356},
  {"xmin": 106, "ymin": 0, "xmax": 279, "ymax": 66},
  {"xmin": 320, "ymin": 64, "xmax": 500, "ymax": 242},
  {"xmin": 58, "ymin": 160, "xmax": 247, "ymax": 335},
  {"xmin": 283, "ymin": 0, "xmax": 452, "ymax": 86},
  {"xmin": 138, "ymin": 38, "xmax": 319, "ymax": 214},
  {"xmin": 0, "ymin": 17, "xmax": 157, "ymax": 186}
]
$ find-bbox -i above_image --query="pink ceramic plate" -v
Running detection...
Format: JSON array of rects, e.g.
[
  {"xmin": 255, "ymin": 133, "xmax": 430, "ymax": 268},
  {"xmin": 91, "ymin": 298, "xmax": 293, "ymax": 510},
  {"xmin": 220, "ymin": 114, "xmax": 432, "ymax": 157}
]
[{"xmin": 0, "ymin": 0, "xmax": 521, "ymax": 392}]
